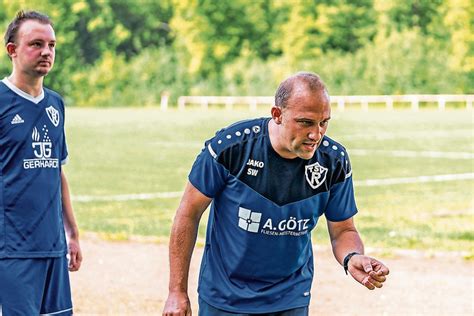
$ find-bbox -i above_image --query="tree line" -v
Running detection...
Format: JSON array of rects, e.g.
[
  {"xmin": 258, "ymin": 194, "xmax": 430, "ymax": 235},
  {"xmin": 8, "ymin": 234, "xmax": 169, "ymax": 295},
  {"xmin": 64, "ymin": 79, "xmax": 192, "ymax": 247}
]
[{"xmin": 0, "ymin": 0, "xmax": 471, "ymax": 107}]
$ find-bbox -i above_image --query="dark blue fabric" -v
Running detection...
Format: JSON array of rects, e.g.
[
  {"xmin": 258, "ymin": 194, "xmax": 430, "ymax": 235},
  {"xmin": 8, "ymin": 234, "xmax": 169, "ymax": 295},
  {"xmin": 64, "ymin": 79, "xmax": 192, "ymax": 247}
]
[
  {"xmin": 189, "ymin": 118, "xmax": 358, "ymax": 313},
  {"xmin": 0, "ymin": 256, "xmax": 72, "ymax": 315},
  {"xmin": 0, "ymin": 81, "xmax": 68, "ymax": 258},
  {"xmin": 199, "ymin": 296, "xmax": 309, "ymax": 316}
]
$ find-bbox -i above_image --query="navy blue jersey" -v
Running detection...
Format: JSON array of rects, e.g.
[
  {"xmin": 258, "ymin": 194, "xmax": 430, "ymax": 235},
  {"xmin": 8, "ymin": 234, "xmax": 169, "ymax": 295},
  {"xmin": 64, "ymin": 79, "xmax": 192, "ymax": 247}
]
[
  {"xmin": 189, "ymin": 118, "xmax": 357, "ymax": 313},
  {"xmin": 0, "ymin": 78, "xmax": 68, "ymax": 258}
]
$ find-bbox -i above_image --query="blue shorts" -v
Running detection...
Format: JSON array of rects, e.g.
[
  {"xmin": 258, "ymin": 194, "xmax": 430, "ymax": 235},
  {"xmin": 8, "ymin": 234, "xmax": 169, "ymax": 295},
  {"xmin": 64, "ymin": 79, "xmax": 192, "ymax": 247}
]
[
  {"xmin": 0, "ymin": 255, "xmax": 72, "ymax": 315},
  {"xmin": 198, "ymin": 297, "xmax": 309, "ymax": 316}
]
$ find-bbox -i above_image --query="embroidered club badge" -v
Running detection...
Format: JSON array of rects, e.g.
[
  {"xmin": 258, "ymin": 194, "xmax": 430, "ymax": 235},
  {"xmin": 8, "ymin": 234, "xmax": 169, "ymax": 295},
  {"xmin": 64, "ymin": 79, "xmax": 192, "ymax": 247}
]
[{"xmin": 305, "ymin": 162, "xmax": 328, "ymax": 189}]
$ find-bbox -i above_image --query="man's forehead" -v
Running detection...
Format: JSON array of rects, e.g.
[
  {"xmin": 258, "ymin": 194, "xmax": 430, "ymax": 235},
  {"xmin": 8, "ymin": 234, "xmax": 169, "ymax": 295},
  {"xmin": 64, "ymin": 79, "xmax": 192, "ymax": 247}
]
[
  {"xmin": 286, "ymin": 88, "xmax": 330, "ymax": 109},
  {"xmin": 18, "ymin": 20, "xmax": 55, "ymax": 41}
]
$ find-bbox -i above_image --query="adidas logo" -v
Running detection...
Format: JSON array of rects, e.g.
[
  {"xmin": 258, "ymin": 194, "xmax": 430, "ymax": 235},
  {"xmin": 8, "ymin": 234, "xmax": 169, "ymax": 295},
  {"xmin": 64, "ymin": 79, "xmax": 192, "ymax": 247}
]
[{"xmin": 11, "ymin": 114, "xmax": 24, "ymax": 124}]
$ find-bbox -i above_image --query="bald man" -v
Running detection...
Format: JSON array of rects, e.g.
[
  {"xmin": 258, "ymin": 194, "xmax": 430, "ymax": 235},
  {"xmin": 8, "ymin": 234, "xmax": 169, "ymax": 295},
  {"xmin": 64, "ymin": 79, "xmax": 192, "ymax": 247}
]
[{"xmin": 163, "ymin": 72, "xmax": 389, "ymax": 316}]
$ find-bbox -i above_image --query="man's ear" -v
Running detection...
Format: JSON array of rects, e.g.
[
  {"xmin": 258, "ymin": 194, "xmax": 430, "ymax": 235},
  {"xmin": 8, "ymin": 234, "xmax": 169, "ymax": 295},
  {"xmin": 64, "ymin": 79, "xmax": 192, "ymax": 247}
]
[
  {"xmin": 6, "ymin": 42, "xmax": 16, "ymax": 58},
  {"xmin": 271, "ymin": 106, "xmax": 282, "ymax": 124}
]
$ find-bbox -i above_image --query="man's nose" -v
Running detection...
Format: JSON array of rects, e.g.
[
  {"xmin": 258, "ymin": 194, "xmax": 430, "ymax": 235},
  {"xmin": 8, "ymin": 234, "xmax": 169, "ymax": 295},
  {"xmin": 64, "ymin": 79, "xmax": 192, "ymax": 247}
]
[
  {"xmin": 41, "ymin": 45, "xmax": 52, "ymax": 56},
  {"xmin": 308, "ymin": 126, "xmax": 322, "ymax": 141}
]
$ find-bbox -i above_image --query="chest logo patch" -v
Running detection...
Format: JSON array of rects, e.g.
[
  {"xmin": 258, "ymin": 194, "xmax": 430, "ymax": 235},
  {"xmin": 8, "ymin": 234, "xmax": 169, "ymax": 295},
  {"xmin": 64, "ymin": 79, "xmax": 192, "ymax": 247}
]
[
  {"xmin": 305, "ymin": 162, "xmax": 328, "ymax": 189},
  {"xmin": 45, "ymin": 106, "xmax": 60, "ymax": 127}
]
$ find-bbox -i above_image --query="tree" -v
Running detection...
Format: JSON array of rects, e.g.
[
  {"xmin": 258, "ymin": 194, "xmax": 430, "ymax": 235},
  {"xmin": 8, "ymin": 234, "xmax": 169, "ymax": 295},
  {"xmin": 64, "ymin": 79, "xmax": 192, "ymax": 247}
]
[
  {"xmin": 440, "ymin": 0, "xmax": 473, "ymax": 92},
  {"xmin": 386, "ymin": 0, "xmax": 444, "ymax": 34},
  {"xmin": 278, "ymin": 0, "xmax": 377, "ymax": 66},
  {"xmin": 171, "ymin": 0, "xmax": 278, "ymax": 88}
]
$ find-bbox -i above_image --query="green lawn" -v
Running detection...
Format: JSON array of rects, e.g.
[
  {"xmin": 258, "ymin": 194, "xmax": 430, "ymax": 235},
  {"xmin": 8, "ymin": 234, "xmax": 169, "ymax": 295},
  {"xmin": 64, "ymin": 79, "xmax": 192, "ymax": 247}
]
[{"xmin": 65, "ymin": 108, "xmax": 473, "ymax": 255}]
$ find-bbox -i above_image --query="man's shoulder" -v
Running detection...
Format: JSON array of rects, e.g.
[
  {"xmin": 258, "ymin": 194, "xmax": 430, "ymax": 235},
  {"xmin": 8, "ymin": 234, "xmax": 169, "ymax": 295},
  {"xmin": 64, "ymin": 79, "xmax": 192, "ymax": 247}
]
[
  {"xmin": 43, "ymin": 87, "xmax": 64, "ymax": 103},
  {"xmin": 0, "ymin": 80, "xmax": 10, "ymax": 96},
  {"xmin": 317, "ymin": 135, "xmax": 349, "ymax": 160},
  {"xmin": 206, "ymin": 117, "xmax": 269, "ymax": 158},
  {"xmin": 315, "ymin": 135, "xmax": 353, "ymax": 182}
]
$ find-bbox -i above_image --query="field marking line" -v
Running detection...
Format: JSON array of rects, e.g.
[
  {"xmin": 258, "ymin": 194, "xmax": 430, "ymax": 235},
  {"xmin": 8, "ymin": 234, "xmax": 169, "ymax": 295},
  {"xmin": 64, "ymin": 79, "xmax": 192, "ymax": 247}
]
[
  {"xmin": 73, "ymin": 191, "xmax": 183, "ymax": 202},
  {"xmin": 353, "ymin": 172, "xmax": 474, "ymax": 186},
  {"xmin": 72, "ymin": 173, "xmax": 474, "ymax": 202},
  {"xmin": 337, "ymin": 129, "xmax": 473, "ymax": 140},
  {"xmin": 349, "ymin": 149, "xmax": 474, "ymax": 159}
]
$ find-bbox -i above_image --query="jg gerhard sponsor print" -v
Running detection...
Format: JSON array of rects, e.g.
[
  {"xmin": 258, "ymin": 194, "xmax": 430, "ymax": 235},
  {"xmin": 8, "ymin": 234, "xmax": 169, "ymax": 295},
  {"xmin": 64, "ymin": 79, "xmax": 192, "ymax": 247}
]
[{"xmin": 22, "ymin": 106, "xmax": 61, "ymax": 169}]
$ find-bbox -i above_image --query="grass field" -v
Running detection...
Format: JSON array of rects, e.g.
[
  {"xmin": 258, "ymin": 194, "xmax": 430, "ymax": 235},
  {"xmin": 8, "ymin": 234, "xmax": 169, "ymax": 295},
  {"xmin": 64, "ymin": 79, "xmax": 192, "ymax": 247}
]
[{"xmin": 65, "ymin": 108, "xmax": 473, "ymax": 256}]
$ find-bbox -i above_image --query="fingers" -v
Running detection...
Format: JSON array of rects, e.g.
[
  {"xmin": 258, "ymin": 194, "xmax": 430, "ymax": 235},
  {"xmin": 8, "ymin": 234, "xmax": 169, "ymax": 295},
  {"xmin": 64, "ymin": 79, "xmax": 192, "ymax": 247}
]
[
  {"xmin": 163, "ymin": 293, "xmax": 192, "ymax": 316},
  {"xmin": 377, "ymin": 266, "xmax": 390, "ymax": 276},
  {"xmin": 68, "ymin": 249, "xmax": 83, "ymax": 271},
  {"xmin": 369, "ymin": 270, "xmax": 386, "ymax": 283},
  {"xmin": 363, "ymin": 263, "xmax": 373, "ymax": 273},
  {"xmin": 68, "ymin": 252, "xmax": 76, "ymax": 271},
  {"xmin": 163, "ymin": 310, "xmax": 190, "ymax": 316},
  {"xmin": 349, "ymin": 256, "xmax": 389, "ymax": 290},
  {"xmin": 362, "ymin": 275, "xmax": 384, "ymax": 290},
  {"xmin": 372, "ymin": 259, "xmax": 390, "ymax": 276}
]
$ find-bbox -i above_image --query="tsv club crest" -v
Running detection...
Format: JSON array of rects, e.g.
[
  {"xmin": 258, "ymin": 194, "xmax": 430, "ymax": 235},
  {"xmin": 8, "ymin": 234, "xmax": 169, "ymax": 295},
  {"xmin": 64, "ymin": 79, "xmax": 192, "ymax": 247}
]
[
  {"xmin": 305, "ymin": 162, "xmax": 328, "ymax": 189},
  {"xmin": 45, "ymin": 106, "xmax": 60, "ymax": 127}
]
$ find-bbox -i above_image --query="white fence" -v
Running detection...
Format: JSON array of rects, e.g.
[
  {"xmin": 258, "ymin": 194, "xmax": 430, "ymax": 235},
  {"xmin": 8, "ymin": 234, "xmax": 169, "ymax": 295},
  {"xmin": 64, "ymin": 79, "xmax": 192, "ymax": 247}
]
[{"xmin": 170, "ymin": 94, "xmax": 474, "ymax": 111}]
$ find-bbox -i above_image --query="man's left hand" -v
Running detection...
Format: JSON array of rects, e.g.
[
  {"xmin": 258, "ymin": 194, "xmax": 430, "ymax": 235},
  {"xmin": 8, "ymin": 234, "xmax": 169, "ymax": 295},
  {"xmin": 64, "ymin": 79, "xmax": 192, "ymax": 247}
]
[
  {"xmin": 68, "ymin": 238, "xmax": 82, "ymax": 272},
  {"xmin": 348, "ymin": 255, "xmax": 389, "ymax": 290}
]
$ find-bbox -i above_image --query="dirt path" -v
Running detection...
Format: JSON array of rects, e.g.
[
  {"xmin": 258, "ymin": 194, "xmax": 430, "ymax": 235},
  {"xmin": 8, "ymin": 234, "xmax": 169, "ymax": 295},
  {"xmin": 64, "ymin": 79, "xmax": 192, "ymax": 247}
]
[{"xmin": 70, "ymin": 235, "xmax": 473, "ymax": 315}]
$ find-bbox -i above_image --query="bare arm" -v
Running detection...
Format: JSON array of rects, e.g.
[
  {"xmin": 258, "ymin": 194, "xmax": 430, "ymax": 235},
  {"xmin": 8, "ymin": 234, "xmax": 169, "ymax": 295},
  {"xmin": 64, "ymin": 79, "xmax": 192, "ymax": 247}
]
[
  {"xmin": 163, "ymin": 181, "xmax": 212, "ymax": 316},
  {"xmin": 327, "ymin": 217, "xmax": 389, "ymax": 290},
  {"xmin": 61, "ymin": 169, "xmax": 82, "ymax": 271}
]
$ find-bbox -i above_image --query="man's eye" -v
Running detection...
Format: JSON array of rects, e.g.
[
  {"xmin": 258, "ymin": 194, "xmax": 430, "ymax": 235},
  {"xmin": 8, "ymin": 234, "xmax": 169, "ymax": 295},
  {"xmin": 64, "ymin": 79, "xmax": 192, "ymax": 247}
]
[
  {"xmin": 320, "ymin": 121, "xmax": 329, "ymax": 127},
  {"xmin": 299, "ymin": 121, "xmax": 312, "ymax": 126}
]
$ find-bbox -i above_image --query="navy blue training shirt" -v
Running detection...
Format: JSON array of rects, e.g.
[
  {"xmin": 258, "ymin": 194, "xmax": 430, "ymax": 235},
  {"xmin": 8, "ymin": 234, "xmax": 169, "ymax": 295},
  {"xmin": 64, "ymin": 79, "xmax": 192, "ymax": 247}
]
[
  {"xmin": 189, "ymin": 117, "xmax": 358, "ymax": 313},
  {"xmin": 0, "ymin": 78, "xmax": 68, "ymax": 258}
]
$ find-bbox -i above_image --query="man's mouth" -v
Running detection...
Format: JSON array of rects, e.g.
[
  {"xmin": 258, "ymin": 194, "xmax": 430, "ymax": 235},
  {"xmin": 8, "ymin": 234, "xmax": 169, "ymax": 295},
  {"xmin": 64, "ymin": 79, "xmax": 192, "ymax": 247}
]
[{"xmin": 302, "ymin": 141, "xmax": 318, "ymax": 150}]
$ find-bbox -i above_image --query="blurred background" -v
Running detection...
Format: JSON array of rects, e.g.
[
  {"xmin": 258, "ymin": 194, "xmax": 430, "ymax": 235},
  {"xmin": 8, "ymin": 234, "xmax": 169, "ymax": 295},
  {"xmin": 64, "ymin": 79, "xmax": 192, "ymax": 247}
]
[{"xmin": 1, "ymin": 0, "xmax": 472, "ymax": 106}]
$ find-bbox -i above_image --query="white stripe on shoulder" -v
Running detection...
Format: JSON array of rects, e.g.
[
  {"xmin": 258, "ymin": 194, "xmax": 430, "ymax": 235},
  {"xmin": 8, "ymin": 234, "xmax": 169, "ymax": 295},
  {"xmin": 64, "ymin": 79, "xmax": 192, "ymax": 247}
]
[
  {"xmin": 345, "ymin": 170, "xmax": 353, "ymax": 179},
  {"xmin": 40, "ymin": 307, "xmax": 73, "ymax": 315},
  {"xmin": 2, "ymin": 77, "xmax": 44, "ymax": 104},
  {"xmin": 207, "ymin": 143, "xmax": 217, "ymax": 159}
]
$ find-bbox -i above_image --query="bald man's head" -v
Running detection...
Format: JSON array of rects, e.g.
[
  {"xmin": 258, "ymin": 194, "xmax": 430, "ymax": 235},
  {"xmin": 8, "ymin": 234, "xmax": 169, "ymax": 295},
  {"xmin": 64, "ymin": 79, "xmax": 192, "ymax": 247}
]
[{"xmin": 275, "ymin": 72, "xmax": 329, "ymax": 109}]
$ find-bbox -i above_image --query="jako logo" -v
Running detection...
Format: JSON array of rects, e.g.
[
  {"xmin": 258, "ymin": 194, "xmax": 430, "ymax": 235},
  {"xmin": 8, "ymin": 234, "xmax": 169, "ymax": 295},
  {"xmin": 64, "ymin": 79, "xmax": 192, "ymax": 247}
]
[{"xmin": 238, "ymin": 207, "xmax": 262, "ymax": 233}]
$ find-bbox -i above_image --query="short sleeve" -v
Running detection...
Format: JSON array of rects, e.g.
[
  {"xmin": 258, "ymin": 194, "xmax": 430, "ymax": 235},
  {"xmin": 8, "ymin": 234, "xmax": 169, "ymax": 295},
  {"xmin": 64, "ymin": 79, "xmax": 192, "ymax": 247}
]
[
  {"xmin": 324, "ymin": 152, "xmax": 358, "ymax": 221},
  {"xmin": 60, "ymin": 133, "xmax": 68, "ymax": 165},
  {"xmin": 60, "ymin": 101, "xmax": 68, "ymax": 165},
  {"xmin": 188, "ymin": 142, "xmax": 229, "ymax": 198}
]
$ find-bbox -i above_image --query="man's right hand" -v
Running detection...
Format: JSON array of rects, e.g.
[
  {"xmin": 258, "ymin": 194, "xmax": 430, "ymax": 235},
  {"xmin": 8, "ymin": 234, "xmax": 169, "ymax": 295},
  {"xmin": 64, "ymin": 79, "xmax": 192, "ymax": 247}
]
[{"xmin": 163, "ymin": 291, "xmax": 192, "ymax": 316}]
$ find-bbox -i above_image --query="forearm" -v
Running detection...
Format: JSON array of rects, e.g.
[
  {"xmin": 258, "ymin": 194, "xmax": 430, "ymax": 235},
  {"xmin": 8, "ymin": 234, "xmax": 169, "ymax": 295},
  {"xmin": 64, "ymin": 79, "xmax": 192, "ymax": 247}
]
[
  {"xmin": 168, "ymin": 212, "xmax": 200, "ymax": 293},
  {"xmin": 163, "ymin": 182, "xmax": 211, "ymax": 314},
  {"xmin": 331, "ymin": 227, "xmax": 364, "ymax": 265},
  {"xmin": 168, "ymin": 182, "xmax": 211, "ymax": 294},
  {"xmin": 328, "ymin": 218, "xmax": 365, "ymax": 265},
  {"xmin": 61, "ymin": 170, "xmax": 79, "ymax": 239}
]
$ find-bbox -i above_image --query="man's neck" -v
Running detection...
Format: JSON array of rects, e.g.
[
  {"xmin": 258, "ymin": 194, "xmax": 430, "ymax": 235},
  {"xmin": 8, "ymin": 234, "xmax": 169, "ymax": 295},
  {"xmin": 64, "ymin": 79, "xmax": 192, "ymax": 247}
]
[
  {"xmin": 268, "ymin": 119, "xmax": 296, "ymax": 159},
  {"xmin": 8, "ymin": 72, "xmax": 44, "ymax": 97}
]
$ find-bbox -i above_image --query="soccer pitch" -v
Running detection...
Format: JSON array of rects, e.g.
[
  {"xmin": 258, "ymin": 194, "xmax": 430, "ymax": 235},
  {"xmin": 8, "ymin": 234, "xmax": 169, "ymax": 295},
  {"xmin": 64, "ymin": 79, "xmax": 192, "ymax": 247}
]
[{"xmin": 65, "ymin": 108, "xmax": 473, "ymax": 255}]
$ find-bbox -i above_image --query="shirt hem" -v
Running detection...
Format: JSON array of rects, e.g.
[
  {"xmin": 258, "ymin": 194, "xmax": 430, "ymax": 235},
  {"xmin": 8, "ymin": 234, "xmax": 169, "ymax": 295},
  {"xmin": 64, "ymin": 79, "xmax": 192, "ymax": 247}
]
[
  {"xmin": 0, "ymin": 249, "xmax": 67, "ymax": 259},
  {"xmin": 198, "ymin": 293, "xmax": 310, "ymax": 314}
]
